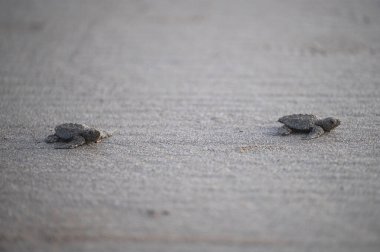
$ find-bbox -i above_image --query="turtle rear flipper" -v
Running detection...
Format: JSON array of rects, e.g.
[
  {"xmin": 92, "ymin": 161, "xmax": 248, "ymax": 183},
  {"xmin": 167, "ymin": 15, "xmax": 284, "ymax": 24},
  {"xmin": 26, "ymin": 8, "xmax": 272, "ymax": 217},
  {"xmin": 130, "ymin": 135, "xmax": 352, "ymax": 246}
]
[
  {"xmin": 54, "ymin": 135, "xmax": 86, "ymax": 149},
  {"xmin": 45, "ymin": 134, "xmax": 59, "ymax": 143},
  {"xmin": 278, "ymin": 125, "xmax": 292, "ymax": 136},
  {"xmin": 303, "ymin": 126, "xmax": 324, "ymax": 140}
]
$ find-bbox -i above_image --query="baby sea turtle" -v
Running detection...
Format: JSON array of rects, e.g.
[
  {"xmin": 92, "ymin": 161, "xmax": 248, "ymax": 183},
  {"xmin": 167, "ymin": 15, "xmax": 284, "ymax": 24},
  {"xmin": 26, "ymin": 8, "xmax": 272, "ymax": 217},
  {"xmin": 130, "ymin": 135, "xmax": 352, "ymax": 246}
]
[
  {"xmin": 45, "ymin": 123, "xmax": 112, "ymax": 149},
  {"xmin": 278, "ymin": 114, "xmax": 340, "ymax": 139}
]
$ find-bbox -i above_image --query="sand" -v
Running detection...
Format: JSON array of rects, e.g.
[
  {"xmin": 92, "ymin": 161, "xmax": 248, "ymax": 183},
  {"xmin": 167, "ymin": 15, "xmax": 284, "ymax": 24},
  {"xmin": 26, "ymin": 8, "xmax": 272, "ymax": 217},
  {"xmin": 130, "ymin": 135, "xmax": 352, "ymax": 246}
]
[{"xmin": 1, "ymin": 0, "xmax": 380, "ymax": 251}]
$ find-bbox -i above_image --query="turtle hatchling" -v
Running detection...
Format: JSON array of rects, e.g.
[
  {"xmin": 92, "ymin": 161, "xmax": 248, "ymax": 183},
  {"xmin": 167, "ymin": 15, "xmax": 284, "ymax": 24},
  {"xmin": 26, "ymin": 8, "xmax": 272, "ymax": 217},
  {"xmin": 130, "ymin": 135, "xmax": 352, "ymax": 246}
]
[
  {"xmin": 45, "ymin": 123, "xmax": 112, "ymax": 149},
  {"xmin": 278, "ymin": 114, "xmax": 340, "ymax": 139}
]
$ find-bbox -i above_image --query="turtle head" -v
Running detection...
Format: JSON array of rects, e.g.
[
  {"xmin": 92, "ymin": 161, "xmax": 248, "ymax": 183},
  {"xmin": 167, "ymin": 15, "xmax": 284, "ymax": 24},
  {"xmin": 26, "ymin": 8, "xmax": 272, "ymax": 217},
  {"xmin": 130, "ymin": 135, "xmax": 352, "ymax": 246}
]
[
  {"xmin": 82, "ymin": 128, "xmax": 101, "ymax": 142},
  {"xmin": 320, "ymin": 117, "xmax": 340, "ymax": 132}
]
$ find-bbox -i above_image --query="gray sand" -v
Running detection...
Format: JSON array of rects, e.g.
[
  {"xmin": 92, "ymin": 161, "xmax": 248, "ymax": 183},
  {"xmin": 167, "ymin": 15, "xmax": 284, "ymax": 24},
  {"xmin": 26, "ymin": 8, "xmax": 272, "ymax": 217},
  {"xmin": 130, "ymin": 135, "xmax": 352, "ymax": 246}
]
[{"xmin": 1, "ymin": 0, "xmax": 380, "ymax": 251}]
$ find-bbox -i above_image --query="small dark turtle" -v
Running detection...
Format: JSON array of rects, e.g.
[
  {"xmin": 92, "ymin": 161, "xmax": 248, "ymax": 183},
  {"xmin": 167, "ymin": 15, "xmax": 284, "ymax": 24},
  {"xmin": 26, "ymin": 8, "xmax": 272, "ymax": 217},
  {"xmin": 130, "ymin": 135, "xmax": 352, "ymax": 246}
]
[
  {"xmin": 45, "ymin": 123, "xmax": 112, "ymax": 149},
  {"xmin": 278, "ymin": 114, "xmax": 340, "ymax": 139}
]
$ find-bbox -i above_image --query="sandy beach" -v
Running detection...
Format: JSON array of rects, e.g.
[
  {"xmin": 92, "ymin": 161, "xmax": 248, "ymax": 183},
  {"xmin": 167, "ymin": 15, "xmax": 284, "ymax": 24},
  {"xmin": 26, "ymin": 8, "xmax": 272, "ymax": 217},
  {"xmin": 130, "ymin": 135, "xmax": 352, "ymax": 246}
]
[{"xmin": 1, "ymin": 0, "xmax": 380, "ymax": 251}]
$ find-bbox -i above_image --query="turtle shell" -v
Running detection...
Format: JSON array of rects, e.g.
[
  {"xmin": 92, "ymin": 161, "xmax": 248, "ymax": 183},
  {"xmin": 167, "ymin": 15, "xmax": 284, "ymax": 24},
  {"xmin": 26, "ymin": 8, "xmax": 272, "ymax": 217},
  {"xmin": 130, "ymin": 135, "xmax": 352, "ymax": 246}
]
[
  {"xmin": 278, "ymin": 114, "xmax": 317, "ymax": 131},
  {"xmin": 55, "ymin": 123, "xmax": 88, "ymax": 140}
]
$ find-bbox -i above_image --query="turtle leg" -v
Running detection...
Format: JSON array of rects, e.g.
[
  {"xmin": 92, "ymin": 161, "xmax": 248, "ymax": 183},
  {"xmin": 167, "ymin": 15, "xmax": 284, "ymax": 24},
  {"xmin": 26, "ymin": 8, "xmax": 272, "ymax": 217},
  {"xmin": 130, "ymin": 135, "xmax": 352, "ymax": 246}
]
[
  {"xmin": 303, "ymin": 126, "xmax": 324, "ymax": 140},
  {"xmin": 278, "ymin": 125, "xmax": 292, "ymax": 136},
  {"xmin": 97, "ymin": 130, "xmax": 112, "ymax": 142},
  {"xmin": 45, "ymin": 134, "xmax": 59, "ymax": 143},
  {"xmin": 54, "ymin": 135, "xmax": 86, "ymax": 149}
]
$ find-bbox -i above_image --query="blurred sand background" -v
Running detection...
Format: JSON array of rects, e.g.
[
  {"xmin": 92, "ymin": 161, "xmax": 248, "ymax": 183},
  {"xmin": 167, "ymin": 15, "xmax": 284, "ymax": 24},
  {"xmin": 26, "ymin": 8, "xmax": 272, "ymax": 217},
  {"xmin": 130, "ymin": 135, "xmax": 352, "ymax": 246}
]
[{"xmin": 1, "ymin": 0, "xmax": 380, "ymax": 251}]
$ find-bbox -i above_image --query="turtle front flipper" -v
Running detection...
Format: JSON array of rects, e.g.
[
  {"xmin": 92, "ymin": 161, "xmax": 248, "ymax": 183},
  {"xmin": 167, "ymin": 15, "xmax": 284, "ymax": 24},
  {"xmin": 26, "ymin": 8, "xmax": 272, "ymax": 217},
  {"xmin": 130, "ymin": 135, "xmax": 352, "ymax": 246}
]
[
  {"xmin": 303, "ymin": 126, "xmax": 324, "ymax": 140},
  {"xmin": 45, "ymin": 134, "xmax": 60, "ymax": 143},
  {"xmin": 54, "ymin": 135, "xmax": 86, "ymax": 149},
  {"xmin": 97, "ymin": 130, "xmax": 113, "ymax": 142},
  {"xmin": 278, "ymin": 125, "xmax": 292, "ymax": 136}
]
